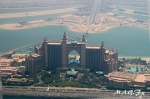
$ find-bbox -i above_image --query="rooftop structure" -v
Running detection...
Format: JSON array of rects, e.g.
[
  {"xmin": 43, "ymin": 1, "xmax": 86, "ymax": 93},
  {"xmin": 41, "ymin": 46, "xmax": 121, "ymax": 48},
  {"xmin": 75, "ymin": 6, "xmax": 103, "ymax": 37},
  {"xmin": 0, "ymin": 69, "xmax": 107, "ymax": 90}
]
[
  {"xmin": 86, "ymin": 46, "xmax": 100, "ymax": 49},
  {"xmin": 108, "ymin": 71, "xmax": 150, "ymax": 88},
  {"xmin": 6, "ymin": 78, "xmax": 28, "ymax": 83},
  {"xmin": 1, "ymin": 67, "xmax": 18, "ymax": 76},
  {"xmin": 31, "ymin": 53, "xmax": 40, "ymax": 58},
  {"xmin": 0, "ymin": 59, "xmax": 14, "ymax": 63},
  {"xmin": 11, "ymin": 54, "xmax": 28, "ymax": 58},
  {"xmin": 108, "ymin": 72, "xmax": 137, "ymax": 82}
]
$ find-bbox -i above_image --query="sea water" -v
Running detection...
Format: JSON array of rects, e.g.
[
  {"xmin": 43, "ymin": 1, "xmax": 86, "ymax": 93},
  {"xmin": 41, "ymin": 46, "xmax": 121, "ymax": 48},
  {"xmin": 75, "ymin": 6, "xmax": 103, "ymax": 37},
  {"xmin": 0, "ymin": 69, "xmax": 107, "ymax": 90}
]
[{"xmin": 0, "ymin": 25, "xmax": 150, "ymax": 57}]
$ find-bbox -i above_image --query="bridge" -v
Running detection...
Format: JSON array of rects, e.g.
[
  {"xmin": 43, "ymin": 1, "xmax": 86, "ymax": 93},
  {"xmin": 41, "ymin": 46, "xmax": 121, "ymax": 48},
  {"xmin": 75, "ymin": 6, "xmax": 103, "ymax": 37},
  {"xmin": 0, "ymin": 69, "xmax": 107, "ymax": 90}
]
[{"xmin": 88, "ymin": 0, "xmax": 102, "ymax": 24}]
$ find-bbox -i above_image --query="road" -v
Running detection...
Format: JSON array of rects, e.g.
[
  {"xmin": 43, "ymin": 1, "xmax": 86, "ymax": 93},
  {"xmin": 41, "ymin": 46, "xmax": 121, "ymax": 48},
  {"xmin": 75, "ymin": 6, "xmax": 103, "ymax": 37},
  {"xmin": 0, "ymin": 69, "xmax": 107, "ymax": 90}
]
[
  {"xmin": 88, "ymin": 0, "xmax": 102, "ymax": 24},
  {"xmin": 85, "ymin": 0, "xmax": 102, "ymax": 33}
]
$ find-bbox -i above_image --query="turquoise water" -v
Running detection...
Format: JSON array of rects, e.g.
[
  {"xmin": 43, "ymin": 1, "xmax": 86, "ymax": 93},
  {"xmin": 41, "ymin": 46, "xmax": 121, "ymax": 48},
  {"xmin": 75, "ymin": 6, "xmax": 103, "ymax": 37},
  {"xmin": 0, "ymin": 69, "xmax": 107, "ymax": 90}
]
[
  {"xmin": 0, "ymin": 5, "xmax": 76, "ymax": 24},
  {"xmin": 0, "ymin": 12, "xmax": 75, "ymax": 24},
  {"xmin": 115, "ymin": 11, "xmax": 148, "ymax": 21},
  {"xmin": 0, "ymin": 26, "xmax": 150, "ymax": 57},
  {"xmin": 127, "ymin": 67, "xmax": 141, "ymax": 73},
  {"xmin": 69, "ymin": 59, "xmax": 80, "ymax": 64},
  {"xmin": 116, "ymin": 6, "xmax": 148, "ymax": 12},
  {"xmin": 124, "ymin": 7, "xmax": 148, "ymax": 12},
  {"xmin": 115, "ymin": 4, "xmax": 148, "ymax": 21},
  {"xmin": 0, "ymin": 1, "xmax": 150, "ymax": 57},
  {"xmin": 0, "ymin": 6, "xmax": 78, "ymax": 14}
]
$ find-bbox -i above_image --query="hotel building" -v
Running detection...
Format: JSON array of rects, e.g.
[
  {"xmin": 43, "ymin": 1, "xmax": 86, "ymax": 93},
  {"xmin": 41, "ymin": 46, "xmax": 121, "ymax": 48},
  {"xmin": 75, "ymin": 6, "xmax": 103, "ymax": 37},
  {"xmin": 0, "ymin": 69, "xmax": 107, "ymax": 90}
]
[
  {"xmin": 25, "ymin": 33, "xmax": 118, "ymax": 73},
  {"xmin": 25, "ymin": 53, "xmax": 42, "ymax": 73}
]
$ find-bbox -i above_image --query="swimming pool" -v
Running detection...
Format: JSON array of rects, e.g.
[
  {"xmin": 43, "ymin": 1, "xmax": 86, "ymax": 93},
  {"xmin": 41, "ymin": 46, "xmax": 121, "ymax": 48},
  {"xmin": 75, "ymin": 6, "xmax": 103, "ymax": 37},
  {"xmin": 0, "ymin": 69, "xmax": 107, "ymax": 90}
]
[{"xmin": 127, "ymin": 67, "xmax": 141, "ymax": 73}]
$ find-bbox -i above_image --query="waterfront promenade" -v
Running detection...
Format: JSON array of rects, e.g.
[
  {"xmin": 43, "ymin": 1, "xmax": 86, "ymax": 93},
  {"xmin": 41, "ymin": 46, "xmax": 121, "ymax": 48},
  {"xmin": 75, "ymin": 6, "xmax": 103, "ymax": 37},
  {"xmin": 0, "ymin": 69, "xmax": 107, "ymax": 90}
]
[
  {"xmin": 2, "ymin": 86, "xmax": 113, "ymax": 98},
  {"xmin": 2, "ymin": 86, "xmax": 150, "ymax": 98}
]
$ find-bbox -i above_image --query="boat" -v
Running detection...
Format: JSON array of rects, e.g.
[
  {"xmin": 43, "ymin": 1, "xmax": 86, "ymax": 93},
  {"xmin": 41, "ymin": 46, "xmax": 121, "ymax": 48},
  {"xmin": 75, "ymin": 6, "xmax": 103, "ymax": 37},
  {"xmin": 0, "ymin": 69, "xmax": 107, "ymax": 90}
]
[
  {"xmin": 29, "ymin": 47, "xmax": 33, "ymax": 49},
  {"xmin": 78, "ymin": 37, "xmax": 81, "ymax": 39},
  {"xmin": 71, "ymin": 38, "xmax": 75, "ymax": 41}
]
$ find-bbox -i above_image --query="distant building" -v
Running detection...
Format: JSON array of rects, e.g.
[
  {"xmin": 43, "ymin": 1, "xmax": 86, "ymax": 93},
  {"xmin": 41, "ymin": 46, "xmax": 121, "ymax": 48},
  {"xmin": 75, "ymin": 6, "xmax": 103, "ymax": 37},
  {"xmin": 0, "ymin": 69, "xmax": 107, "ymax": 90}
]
[
  {"xmin": 25, "ymin": 53, "xmax": 42, "ymax": 73},
  {"xmin": 29, "ymin": 32, "xmax": 118, "ymax": 73}
]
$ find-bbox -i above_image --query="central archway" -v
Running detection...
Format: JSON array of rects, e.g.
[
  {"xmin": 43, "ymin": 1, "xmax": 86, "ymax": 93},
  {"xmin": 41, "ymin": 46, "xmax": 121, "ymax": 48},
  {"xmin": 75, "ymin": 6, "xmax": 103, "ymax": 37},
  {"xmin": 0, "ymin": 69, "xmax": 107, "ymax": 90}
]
[{"xmin": 68, "ymin": 50, "xmax": 80, "ymax": 67}]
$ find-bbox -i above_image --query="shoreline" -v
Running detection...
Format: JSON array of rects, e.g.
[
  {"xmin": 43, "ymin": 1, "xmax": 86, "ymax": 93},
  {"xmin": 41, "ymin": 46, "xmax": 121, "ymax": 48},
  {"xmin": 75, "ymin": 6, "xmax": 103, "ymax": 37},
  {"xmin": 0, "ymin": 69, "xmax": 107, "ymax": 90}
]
[
  {"xmin": 1, "ymin": 48, "xmax": 150, "ymax": 59},
  {"xmin": 0, "ymin": 12, "xmax": 148, "ymax": 33},
  {"xmin": 0, "ymin": 22, "xmax": 117, "ymax": 33},
  {"xmin": 0, "ymin": 7, "xmax": 78, "ymax": 18},
  {"xmin": 2, "ymin": 87, "xmax": 150, "ymax": 98},
  {"xmin": 0, "ymin": 20, "xmax": 148, "ymax": 34},
  {"xmin": 2, "ymin": 86, "xmax": 113, "ymax": 98},
  {"xmin": 0, "ymin": 6, "xmax": 77, "ymax": 10},
  {"xmin": 3, "ymin": 95, "xmax": 81, "ymax": 99}
]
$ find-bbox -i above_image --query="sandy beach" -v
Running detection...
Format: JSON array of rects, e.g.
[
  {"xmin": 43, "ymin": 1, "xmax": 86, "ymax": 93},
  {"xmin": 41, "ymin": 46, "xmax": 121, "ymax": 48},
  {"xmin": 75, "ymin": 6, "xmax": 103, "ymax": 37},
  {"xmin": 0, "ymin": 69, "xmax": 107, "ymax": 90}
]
[
  {"xmin": 141, "ymin": 58, "xmax": 150, "ymax": 62},
  {"xmin": 0, "ymin": 7, "xmax": 78, "ymax": 18}
]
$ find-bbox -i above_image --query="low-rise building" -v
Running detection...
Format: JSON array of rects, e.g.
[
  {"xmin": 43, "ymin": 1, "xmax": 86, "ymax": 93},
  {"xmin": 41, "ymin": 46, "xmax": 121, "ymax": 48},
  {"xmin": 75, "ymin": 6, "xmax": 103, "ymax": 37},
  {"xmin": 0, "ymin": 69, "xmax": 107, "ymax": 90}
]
[
  {"xmin": 107, "ymin": 71, "xmax": 150, "ymax": 89},
  {"xmin": 1, "ymin": 67, "xmax": 18, "ymax": 75},
  {"xmin": 0, "ymin": 59, "xmax": 14, "ymax": 68},
  {"xmin": 0, "ymin": 62, "xmax": 10, "ymax": 67},
  {"xmin": 6, "ymin": 78, "xmax": 28, "ymax": 83},
  {"xmin": 12, "ymin": 54, "xmax": 28, "ymax": 58},
  {"xmin": 1, "ymin": 66, "xmax": 25, "ymax": 78}
]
